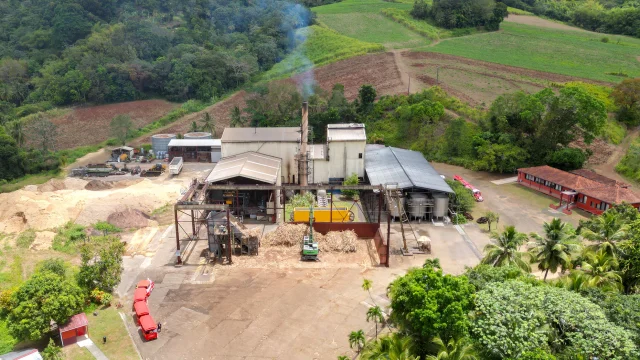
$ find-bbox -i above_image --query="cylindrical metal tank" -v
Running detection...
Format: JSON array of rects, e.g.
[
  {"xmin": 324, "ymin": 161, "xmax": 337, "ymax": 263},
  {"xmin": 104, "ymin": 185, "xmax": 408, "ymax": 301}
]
[
  {"xmin": 408, "ymin": 193, "xmax": 428, "ymax": 218},
  {"xmin": 389, "ymin": 197, "xmax": 405, "ymax": 218},
  {"xmin": 432, "ymin": 193, "xmax": 449, "ymax": 218},
  {"xmin": 151, "ymin": 134, "xmax": 176, "ymax": 154},
  {"xmin": 184, "ymin": 132, "xmax": 212, "ymax": 139}
]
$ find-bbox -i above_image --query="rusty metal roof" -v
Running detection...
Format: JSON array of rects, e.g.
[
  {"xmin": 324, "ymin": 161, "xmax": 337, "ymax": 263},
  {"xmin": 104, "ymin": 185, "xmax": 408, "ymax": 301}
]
[
  {"xmin": 59, "ymin": 313, "xmax": 88, "ymax": 333},
  {"xmin": 327, "ymin": 123, "xmax": 366, "ymax": 142},
  {"xmin": 206, "ymin": 152, "xmax": 281, "ymax": 184},
  {"xmin": 221, "ymin": 127, "xmax": 300, "ymax": 143}
]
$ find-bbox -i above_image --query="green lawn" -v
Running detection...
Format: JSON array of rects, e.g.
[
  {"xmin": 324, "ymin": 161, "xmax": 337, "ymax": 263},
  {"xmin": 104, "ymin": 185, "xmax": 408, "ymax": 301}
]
[
  {"xmin": 86, "ymin": 306, "xmax": 138, "ymax": 360},
  {"xmin": 421, "ymin": 21, "xmax": 640, "ymax": 83},
  {"xmin": 64, "ymin": 344, "xmax": 94, "ymax": 360},
  {"xmin": 313, "ymin": 0, "xmax": 429, "ymax": 48}
]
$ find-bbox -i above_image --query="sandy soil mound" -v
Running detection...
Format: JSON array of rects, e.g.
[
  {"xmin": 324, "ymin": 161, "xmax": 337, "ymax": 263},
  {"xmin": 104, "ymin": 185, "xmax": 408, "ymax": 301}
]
[
  {"xmin": 107, "ymin": 209, "xmax": 152, "ymax": 229},
  {"xmin": 37, "ymin": 179, "xmax": 67, "ymax": 192},
  {"xmin": 85, "ymin": 178, "xmax": 143, "ymax": 191},
  {"xmin": 0, "ymin": 178, "xmax": 182, "ymax": 233},
  {"xmin": 30, "ymin": 231, "xmax": 56, "ymax": 251}
]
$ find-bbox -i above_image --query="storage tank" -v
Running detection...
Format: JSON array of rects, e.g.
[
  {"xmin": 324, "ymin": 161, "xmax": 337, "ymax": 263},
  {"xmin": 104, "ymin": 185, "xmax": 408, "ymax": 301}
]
[
  {"xmin": 408, "ymin": 193, "xmax": 428, "ymax": 219},
  {"xmin": 389, "ymin": 197, "xmax": 405, "ymax": 218},
  {"xmin": 432, "ymin": 193, "xmax": 450, "ymax": 219},
  {"xmin": 184, "ymin": 132, "xmax": 212, "ymax": 139},
  {"xmin": 151, "ymin": 134, "xmax": 176, "ymax": 154}
]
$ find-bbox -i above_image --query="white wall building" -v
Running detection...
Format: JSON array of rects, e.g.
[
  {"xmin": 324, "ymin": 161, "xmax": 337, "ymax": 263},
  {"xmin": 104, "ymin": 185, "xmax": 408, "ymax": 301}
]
[
  {"xmin": 221, "ymin": 127, "xmax": 301, "ymax": 184},
  {"xmin": 310, "ymin": 123, "xmax": 366, "ymax": 184}
]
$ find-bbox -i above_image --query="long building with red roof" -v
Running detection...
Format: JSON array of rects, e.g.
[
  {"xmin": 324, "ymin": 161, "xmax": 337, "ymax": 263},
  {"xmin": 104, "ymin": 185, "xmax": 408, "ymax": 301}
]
[{"xmin": 517, "ymin": 165, "xmax": 640, "ymax": 215}]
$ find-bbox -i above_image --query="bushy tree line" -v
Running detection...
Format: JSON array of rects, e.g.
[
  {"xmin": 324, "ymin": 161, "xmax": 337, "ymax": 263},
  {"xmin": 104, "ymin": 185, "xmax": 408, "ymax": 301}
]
[
  {"xmin": 369, "ymin": 204, "xmax": 640, "ymax": 359},
  {"xmin": 501, "ymin": 0, "xmax": 640, "ymax": 37},
  {"xmin": 411, "ymin": 0, "xmax": 508, "ymax": 30}
]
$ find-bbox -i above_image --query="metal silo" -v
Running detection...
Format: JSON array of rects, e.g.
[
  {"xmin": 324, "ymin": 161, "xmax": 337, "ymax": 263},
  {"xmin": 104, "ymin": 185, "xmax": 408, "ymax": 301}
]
[
  {"xmin": 184, "ymin": 132, "xmax": 212, "ymax": 139},
  {"xmin": 152, "ymin": 134, "xmax": 176, "ymax": 154},
  {"xmin": 432, "ymin": 193, "xmax": 450, "ymax": 219}
]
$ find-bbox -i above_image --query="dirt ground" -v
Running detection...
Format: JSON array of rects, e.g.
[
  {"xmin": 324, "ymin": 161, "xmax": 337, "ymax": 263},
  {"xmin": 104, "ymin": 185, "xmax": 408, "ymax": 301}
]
[
  {"xmin": 47, "ymin": 100, "xmax": 177, "ymax": 149},
  {"xmin": 504, "ymin": 15, "xmax": 590, "ymax": 33}
]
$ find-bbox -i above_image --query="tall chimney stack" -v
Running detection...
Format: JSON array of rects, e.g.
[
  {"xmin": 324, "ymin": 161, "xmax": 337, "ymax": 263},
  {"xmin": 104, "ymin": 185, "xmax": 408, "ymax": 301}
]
[{"xmin": 300, "ymin": 102, "xmax": 309, "ymax": 190}]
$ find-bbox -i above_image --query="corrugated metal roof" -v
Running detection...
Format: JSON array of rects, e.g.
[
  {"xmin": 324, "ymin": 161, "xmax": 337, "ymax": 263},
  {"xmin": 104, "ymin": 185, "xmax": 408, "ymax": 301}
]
[
  {"xmin": 365, "ymin": 147, "xmax": 453, "ymax": 193},
  {"xmin": 327, "ymin": 123, "xmax": 366, "ymax": 142},
  {"xmin": 206, "ymin": 152, "xmax": 281, "ymax": 184},
  {"xmin": 221, "ymin": 127, "xmax": 300, "ymax": 143},
  {"xmin": 168, "ymin": 139, "xmax": 221, "ymax": 147}
]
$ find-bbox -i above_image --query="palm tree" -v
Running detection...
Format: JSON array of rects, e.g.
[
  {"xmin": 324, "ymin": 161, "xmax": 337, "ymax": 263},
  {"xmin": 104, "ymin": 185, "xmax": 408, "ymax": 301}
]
[
  {"xmin": 190, "ymin": 120, "xmax": 199, "ymax": 133},
  {"xmin": 580, "ymin": 211, "xmax": 628, "ymax": 258},
  {"xmin": 528, "ymin": 218, "xmax": 582, "ymax": 281},
  {"xmin": 360, "ymin": 333, "xmax": 418, "ymax": 360},
  {"xmin": 362, "ymin": 278, "xmax": 376, "ymax": 305},
  {"xmin": 481, "ymin": 226, "xmax": 531, "ymax": 272},
  {"xmin": 579, "ymin": 248, "xmax": 623, "ymax": 291},
  {"xmin": 200, "ymin": 112, "xmax": 216, "ymax": 137},
  {"xmin": 425, "ymin": 337, "xmax": 477, "ymax": 360},
  {"xmin": 366, "ymin": 306, "xmax": 384, "ymax": 339},
  {"xmin": 485, "ymin": 211, "xmax": 499, "ymax": 231},
  {"xmin": 349, "ymin": 329, "xmax": 366, "ymax": 353},
  {"xmin": 231, "ymin": 106, "xmax": 245, "ymax": 127}
]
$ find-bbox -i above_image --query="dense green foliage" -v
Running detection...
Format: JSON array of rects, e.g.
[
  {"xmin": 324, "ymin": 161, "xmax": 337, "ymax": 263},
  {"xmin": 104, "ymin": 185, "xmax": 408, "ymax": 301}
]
[
  {"xmin": 472, "ymin": 280, "xmax": 637, "ymax": 358},
  {"xmin": 502, "ymin": 0, "xmax": 640, "ymax": 37},
  {"xmin": 388, "ymin": 262, "xmax": 475, "ymax": 355},
  {"xmin": 445, "ymin": 179, "xmax": 476, "ymax": 213},
  {"xmin": 77, "ymin": 236, "xmax": 126, "ymax": 293},
  {"xmin": 411, "ymin": 0, "xmax": 508, "ymax": 31},
  {"xmin": 0, "ymin": 0, "xmax": 315, "ymax": 111},
  {"xmin": 7, "ymin": 272, "xmax": 84, "ymax": 341},
  {"xmin": 616, "ymin": 136, "xmax": 640, "ymax": 183},
  {"xmin": 612, "ymin": 78, "xmax": 640, "ymax": 126}
]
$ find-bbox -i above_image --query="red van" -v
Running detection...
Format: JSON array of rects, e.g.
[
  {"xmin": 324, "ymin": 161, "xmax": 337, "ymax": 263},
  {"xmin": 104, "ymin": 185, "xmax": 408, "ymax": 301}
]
[
  {"xmin": 134, "ymin": 288, "xmax": 148, "ymax": 303},
  {"xmin": 136, "ymin": 279, "xmax": 155, "ymax": 295},
  {"xmin": 139, "ymin": 315, "xmax": 158, "ymax": 341},
  {"xmin": 134, "ymin": 301, "xmax": 150, "ymax": 318}
]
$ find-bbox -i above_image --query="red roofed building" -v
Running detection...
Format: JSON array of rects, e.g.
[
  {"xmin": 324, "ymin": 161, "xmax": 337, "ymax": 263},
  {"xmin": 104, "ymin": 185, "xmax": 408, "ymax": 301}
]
[
  {"xmin": 517, "ymin": 166, "xmax": 640, "ymax": 215},
  {"xmin": 58, "ymin": 313, "xmax": 88, "ymax": 346}
]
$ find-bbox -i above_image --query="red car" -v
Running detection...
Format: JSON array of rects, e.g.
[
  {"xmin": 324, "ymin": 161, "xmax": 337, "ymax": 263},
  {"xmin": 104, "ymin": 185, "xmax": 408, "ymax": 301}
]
[{"xmin": 139, "ymin": 315, "xmax": 158, "ymax": 341}]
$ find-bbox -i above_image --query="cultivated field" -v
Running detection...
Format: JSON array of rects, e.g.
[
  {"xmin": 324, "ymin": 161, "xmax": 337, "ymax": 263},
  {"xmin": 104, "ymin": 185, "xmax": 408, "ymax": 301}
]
[
  {"xmin": 50, "ymin": 100, "xmax": 177, "ymax": 149},
  {"xmin": 313, "ymin": 0, "xmax": 429, "ymax": 49},
  {"xmin": 423, "ymin": 21, "xmax": 640, "ymax": 83}
]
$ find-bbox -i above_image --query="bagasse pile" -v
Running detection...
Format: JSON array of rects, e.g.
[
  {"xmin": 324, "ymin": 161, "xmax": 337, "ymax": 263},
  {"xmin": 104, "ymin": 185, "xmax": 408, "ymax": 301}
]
[{"xmin": 262, "ymin": 223, "xmax": 358, "ymax": 253}]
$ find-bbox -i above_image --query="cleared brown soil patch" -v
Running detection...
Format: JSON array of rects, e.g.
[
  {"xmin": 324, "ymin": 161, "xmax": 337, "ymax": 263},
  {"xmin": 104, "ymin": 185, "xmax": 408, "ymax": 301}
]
[
  {"xmin": 135, "ymin": 53, "xmax": 403, "ymax": 144},
  {"xmin": 505, "ymin": 15, "xmax": 589, "ymax": 33},
  {"xmin": 49, "ymin": 100, "xmax": 177, "ymax": 149},
  {"xmin": 402, "ymin": 52, "xmax": 611, "ymax": 106}
]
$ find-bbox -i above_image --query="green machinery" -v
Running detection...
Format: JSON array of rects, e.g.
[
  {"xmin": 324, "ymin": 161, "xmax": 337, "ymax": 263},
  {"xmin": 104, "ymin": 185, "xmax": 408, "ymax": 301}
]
[{"xmin": 301, "ymin": 205, "xmax": 319, "ymax": 261}]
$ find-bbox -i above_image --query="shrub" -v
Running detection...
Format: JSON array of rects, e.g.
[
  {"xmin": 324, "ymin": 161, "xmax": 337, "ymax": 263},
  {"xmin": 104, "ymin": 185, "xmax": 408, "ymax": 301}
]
[
  {"xmin": 601, "ymin": 36, "xmax": 610, "ymax": 43},
  {"xmin": 36, "ymin": 258, "xmax": 68, "ymax": 278},
  {"xmin": 342, "ymin": 173, "xmax": 359, "ymax": 199},
  {"xmin": 42, "ymin": 338, "xmax": 62, "ymax": 360},
  {"xmin": 289, "ymin": 193, "xmax": 315, "ymax": 208},
  {"xmin": 15, "ymin": 230, "xmax": 36, "ymax": 249},
  {"xmin": 90, "ymin": 288, "xmax": 113, "ymax": 306},
  {"xmin": 52, "ymin": 222, "xmax": 87, "ymax": 254},
  {"xmin": 546, "ymin": 148, "xmax": 587, "ymax": 171}
]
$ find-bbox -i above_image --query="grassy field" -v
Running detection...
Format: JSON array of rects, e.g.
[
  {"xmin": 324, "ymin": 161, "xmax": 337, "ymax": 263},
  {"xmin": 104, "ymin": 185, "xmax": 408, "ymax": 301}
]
[
  {"xmin": 85, "ymin": 306, "xmax": 138, "ymax": 360},
  {"xmin": 381, "ymin": 8, "xmax": 481, "ymax": 41},
  {"xmin": 616, "ymin": 136, "xmax": 640, "ymax": 183},
  {"xmin": 262, "ymin": 25, "xmax": 384, "ymax": 80},
  {"xmin": 313, "ymin": 0, "xmax": 429, "ymax": 48},
  {"xmin": 422, "ymin": 21, "xmax": 640, "ymax": 83}
]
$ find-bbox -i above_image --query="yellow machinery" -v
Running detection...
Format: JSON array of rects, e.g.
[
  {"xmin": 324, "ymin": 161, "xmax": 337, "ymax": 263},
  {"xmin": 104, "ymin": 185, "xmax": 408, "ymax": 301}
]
[{"xmin": 293, "ymin": 207, "xmax": 355, "ymax": 222}]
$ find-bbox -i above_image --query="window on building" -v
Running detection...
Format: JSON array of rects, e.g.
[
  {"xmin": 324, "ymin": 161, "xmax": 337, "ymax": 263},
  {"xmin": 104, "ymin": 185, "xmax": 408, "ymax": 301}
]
[
  {"xmin": 590, "ymin": 201, "xmax": 594, "ymax": 208},
  {"xmin": 358, "ymin": 153, "xmax": 363, "ymax": 159},
  {"xmin": 582, "ymin": 196, "xmax": 587, "ymax": 204},
  {"xmin": 555, "ymin": 184, "xmax": 562, "ymax": 191}
]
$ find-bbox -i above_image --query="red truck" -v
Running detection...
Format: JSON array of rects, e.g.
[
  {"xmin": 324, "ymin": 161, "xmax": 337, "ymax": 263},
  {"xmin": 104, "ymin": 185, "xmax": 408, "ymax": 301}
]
[{"xmin": 453, "ymin": 175, "xmax": 484, "ymax": 202}]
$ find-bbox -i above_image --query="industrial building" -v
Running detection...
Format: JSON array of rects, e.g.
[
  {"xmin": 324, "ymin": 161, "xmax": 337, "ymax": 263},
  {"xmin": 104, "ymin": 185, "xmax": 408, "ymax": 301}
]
[
  {"xmin": 205, "ymin": 152, "xmax": 283, "ymax": 222},
  {"xmin": 167, "ymin": 139, "xmax": 221, "ymax": 163},
  {"xmin": 363, "ymin": 146, "xmax": 454, "ymax": 222},
  {"xmin": 517, "ymin": 165, "xmax": 640, "ymax": 215},
  {"xmin": 221, "ymin": 127, "xmax": 301, "ymax": 183},
  {"xmin": 310, "ymin": 123, "xmax": 367, "ymax": 184}
]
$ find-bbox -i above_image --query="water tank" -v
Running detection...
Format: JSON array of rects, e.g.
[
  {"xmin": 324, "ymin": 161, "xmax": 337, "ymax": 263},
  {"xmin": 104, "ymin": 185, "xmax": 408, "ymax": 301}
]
[
  {"xmin": 432, "ymin": 193, "xmax": 449, "ymax": 218},
  {"xmin": 151, "ymin": 134, "xmax": 176, "ymax": 154},
  {"xmin": 408, "ymin": 193, "xmax": 428, "ymax": 218},
  {"xmin": 184, "ymin": 132, "xmax": 212, "ymax": 139}
]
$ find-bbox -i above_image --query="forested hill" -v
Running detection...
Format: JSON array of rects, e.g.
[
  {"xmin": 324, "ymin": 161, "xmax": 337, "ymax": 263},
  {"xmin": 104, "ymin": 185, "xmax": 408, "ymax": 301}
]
[{"xmin": 0, "ymin": 0, "xmax": 339, "ymax": 114}]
